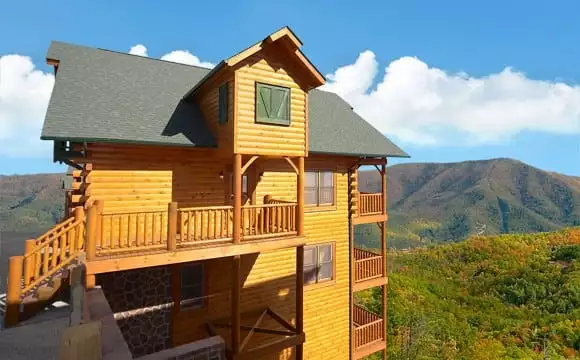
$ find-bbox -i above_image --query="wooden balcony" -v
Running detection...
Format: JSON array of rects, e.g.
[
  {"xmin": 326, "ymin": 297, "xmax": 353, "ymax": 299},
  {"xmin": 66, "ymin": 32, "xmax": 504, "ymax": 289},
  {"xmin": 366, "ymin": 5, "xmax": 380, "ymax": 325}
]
[
  {"xmin": 85, "ymin": 202, "xmax": 304, "ymax": 274},
  {"xmin": 353, "ymin": 305, "xmax": 385, "ymax": 359},
  {"xmin": 353, "ymin": 192, "xmax": 386, "ymax": 225},
  {"xmin": 353, "ymin": 248, "xmax": 387, "ymax": 291}
]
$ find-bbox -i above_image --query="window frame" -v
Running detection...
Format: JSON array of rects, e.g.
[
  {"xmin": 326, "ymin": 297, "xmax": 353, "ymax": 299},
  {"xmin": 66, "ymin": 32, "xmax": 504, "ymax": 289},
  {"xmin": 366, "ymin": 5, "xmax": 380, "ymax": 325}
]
[
  {"xmin": 255, "ymin": 82, "xmax": 291, "ymax": 126},
  {"xmin": 180, "ymin": 262, "xmax": 205, "ymax": 311},
  {"xmin": 304, "ymin": 242, "xmax": 336, "ymax": 289},
  {"xmin": 304, "ymin": 169, "xmax": 337, "ymax": 211},
  {"xmin": 218, "ymin": 82, "xmax": 229, "ymax": 125}
]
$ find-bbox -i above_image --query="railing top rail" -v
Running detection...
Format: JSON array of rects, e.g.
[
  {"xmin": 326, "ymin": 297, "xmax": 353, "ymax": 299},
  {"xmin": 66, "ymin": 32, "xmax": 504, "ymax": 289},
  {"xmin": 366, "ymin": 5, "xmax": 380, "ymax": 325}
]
[
  {"xmin": 103, "ymin": 209, "xmax": 168, "ymax": 216},
  {"xmin": 359, "ymin": 192, "xmax": 381, "ymax": 195},
  {"xmin": 355, "ymin": 318, "xmax": 384, "ymax": 330},
  {"xmin": 179, "ymin": 205, "xmax": 234, "ymax": 211},
  {"xmin": 355, "ymin": 255, "xmax": 383, "ymax": 262},
  {"xmin": 355, "ymin": 247, "xmax": 382, "ymax": 256},
  {"xmin": 36, "ymin": 216, "xmax": 76, "ymax": 243},
  {"xmin": 265, "ymin": 198, "xmax": 295, "ymax": 204},
  {"xmin": 243, "ymin": 203, "xmax": 297, "ymax": 209},
  {"xmin": 25, "ymin": 219, "xmax": 84, "ymax": 257}
]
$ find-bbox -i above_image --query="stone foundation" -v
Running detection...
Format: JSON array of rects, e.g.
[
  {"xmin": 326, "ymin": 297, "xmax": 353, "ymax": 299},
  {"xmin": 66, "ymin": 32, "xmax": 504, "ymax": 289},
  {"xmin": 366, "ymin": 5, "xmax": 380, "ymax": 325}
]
[{"xmin": 99, "ymin": 266, "xmax": 172, "ymax": 357}]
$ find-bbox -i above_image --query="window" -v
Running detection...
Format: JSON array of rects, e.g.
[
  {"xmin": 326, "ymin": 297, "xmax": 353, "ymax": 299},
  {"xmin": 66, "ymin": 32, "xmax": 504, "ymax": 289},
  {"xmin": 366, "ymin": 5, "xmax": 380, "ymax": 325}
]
[
  {"xmin": 180, "ymin": 263, "xmax": 204, "ymax": 310},
  {"xmin": 229, "ymin": 174, "xmax": 249, "ymax": 201},
  {"xmin": 305, "ymin": 171, "xmax": 334, "ymax": 206},
  {"xmin": 304, "ymin": 243, "xmax": 334, "ymax": 285},
  {"xmin": 218, "ymin": 83, "xmax": 229, "ymax": 124},
  {"xmin": 255, "ymin": 83, "xmax": 290, "ymax": 126}
]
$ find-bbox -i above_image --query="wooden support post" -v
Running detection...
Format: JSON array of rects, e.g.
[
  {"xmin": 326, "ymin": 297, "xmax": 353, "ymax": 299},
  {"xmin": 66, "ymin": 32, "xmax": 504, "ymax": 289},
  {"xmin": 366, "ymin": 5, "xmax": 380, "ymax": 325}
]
[
  {"xmin": 296, "ymin": 245, "xmax": 304, "ymax": 359},
  {"xmin": 5, "ymin": 255, "xmax": 23, "ymax": 327},
  {"xmin": 23, "ymin": 239, "xmax": 35, "ymax": 286},
  {"xmin": 86, "ymin": 274, "xmax": 96, "ymax": 289},
  {"xmin": 231, "ymin": 254, "xmax": 241, "ymax": 355},
  {"xmin": 86, "ymin": 203, "xmax": 97, "ymax": 261},
  {"xmin": 297, "ymin": 157, "xmax": 305, "ymax": 236},
  {"xmin": 95, "ymin": 200, "xmax": 104, "ymax": 248},
  {"xmin": 74, "ymin": 206, "xmax": 85, "ymax": 251},
  {"xmin": 233, "ymin": 154, "xmax": 242, "ymax": 243},
  {"xmin": 349, "ymin": 211, "xmax": 356, "ymax": 360},
  {"xmin": 167, "ymin": 202, "xmax": 178, "ymax": 251},
  {"xmin": 381, "ymin": 161, "xmax": 388, "ymax": 358},
  {"xmin": 381, "ymin": 163, "xmax": 386, "ymax": 215}
]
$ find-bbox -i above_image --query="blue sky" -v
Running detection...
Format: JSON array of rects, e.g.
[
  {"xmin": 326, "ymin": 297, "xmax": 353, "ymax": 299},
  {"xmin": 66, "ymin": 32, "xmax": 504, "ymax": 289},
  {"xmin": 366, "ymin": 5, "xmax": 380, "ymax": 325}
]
[{"xmin": 1, "ymin": 0, "xmax": 579, "ymax": 175}]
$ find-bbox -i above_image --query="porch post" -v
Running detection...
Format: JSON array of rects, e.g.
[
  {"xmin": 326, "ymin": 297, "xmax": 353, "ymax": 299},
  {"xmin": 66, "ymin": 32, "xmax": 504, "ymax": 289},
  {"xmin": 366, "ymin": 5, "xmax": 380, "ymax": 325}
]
[
  {"xmin": 297, "ymin": 157, "xmax": 305, "ymax": 236},
  {"xmin": 381, "ymin": 161, "xmax": 388, "ymax": 359},
  {"xmin": 296, "ymin": 245, "xmax": 304, "ymax": 359},
  {"xmin": 232, "ymin": 153, "xmax": 242, "ymax": 356}
]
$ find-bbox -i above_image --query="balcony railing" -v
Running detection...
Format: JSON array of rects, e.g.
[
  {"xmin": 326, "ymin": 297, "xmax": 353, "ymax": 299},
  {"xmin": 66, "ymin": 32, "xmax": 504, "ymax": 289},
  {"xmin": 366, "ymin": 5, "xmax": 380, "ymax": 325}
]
[
  {"xmin": 353, "ymin": 305, "xmax": 384, "ymax": 350},
  {"xmin": 93, "ymin": 202, "xmax": 298, "ymax": 256},
  {"xmin": 358, "ymin": 192, "xmax": 384, "ymax": 216},
  {"xmin": 354, "ymin": 248, "xmax": 384, "ymax": 282}
]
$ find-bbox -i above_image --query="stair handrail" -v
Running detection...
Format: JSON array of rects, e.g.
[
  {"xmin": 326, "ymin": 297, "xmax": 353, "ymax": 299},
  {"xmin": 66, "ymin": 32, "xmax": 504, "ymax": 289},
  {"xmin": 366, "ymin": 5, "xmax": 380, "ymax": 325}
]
[{"xmin": 4, "ymin": 207, "xmax": 85, "ymax": 327}]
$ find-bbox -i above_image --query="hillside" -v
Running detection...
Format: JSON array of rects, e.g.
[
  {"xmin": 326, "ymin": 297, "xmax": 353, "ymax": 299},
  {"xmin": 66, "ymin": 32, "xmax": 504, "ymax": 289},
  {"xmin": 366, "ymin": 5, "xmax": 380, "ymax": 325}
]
[
  {"xmin": 0, "ymin": 173, "xmax": 65, "ymax": 232},
  {"xmin": 359, "ymin": 228, "xmax": 580, "ymax": 359},
  {"xmin": 359, "ymin": 158, "xmax": 580, "ymax": 248}
]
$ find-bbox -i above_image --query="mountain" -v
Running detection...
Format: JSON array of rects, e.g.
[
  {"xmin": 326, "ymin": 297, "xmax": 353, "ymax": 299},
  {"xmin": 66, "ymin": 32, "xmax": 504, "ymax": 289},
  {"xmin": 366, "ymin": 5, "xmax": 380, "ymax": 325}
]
[
  {"xmin": 358, "ymin": 158, "xmax": 580, "ymax": 248},
  {"xmin": 0, "ymin": 173, "xmax": 65, "ymax": 232},
  {"xmin": 359, "ymin": 228, "xmax": 580, "ymax": 359}
]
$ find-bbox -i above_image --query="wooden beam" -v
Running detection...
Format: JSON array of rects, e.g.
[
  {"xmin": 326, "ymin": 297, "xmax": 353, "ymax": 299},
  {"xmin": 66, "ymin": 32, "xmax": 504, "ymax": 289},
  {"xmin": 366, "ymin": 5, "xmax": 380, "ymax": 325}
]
[
  {"xmin": 85, "ymin": 236, "xmax": 306, "ymax": 274},
  {"xmin": 234, "ymin": 333, "xmax": 305, "ymax": 360},
  {"xmin": 266, "ymin": 308, "xmax": 297, "ymax": 333},
  {"xmin": 213, "ymin": 323, "xmax": 295, "ymax": 337},
  {"xmin": 283, "ymin": 157, "xmax": 299, "ymax": 175},
  {"xmin": 296, "ymin": 245, "xmax": 304, "ymax": 359},
  {"xmin": 232, "ymin": 255, "xmax": 241, "ymax": 355},
  {"xmin": 233, "ymin": 154, "xmax": 242, "ymax": 244},
  {"xmin": 353, "ymin": 339, "xmax": 386, "ymax": 359},
  {"xmin": 358, "ymin": 158, "xmax": 387, "ymax": 166},
  {"xmin": 352, "ymin": 214, "xmax": 387, "ymax": 225},
  {"xmin": 241, "ymin": 155, "xmax": 258, "ymax": 175},
  {"xmin": 240, "ymin": 309, "xmax": 268, "ymax": 351},
  {"xmin": 353, "ymin": 276, "xmax": 388, "ymax": 292}
]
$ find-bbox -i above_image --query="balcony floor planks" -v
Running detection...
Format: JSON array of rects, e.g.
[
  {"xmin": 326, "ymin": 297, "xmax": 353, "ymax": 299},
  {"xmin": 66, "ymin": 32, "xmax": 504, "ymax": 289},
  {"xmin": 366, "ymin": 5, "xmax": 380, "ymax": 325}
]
[
  {"xmin": 85, "ymin": 235, "xmax": 306, "ymax": 274},
  {"xmin": 352, "ymin": 213, "xmax": 387, "ymax": 225},
  {"xmin": 353, "ymin": 339, "xmax": 386, "ymax": 359},
  {"xmin": 353, "ymin": 276, "xmax": 388, "ymax": 292}
]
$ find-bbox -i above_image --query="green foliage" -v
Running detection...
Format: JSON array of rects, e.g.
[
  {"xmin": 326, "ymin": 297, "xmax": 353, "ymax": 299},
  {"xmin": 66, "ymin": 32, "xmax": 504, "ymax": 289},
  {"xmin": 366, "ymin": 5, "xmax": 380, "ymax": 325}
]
[{"xmin": 359, "ymin": 228, "xmax": 580, "ymax": 359}]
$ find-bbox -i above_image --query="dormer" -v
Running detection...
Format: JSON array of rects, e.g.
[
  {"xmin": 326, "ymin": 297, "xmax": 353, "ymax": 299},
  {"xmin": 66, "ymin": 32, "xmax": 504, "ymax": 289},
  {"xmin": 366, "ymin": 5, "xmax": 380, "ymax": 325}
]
[{"xmin": 185, "ymin": 27, "xmax": 325, "ymax": 158}]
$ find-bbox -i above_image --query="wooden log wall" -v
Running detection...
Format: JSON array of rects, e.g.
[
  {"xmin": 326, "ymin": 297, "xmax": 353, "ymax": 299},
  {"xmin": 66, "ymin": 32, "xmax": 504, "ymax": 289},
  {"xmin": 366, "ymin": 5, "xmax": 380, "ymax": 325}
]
[
  {"xmin": 235, "ymin": 46, "xmax": 307, "ymax": 157},
  {"xmin": 171, "ymin": 155, "xmax": 351, "ymax": 360}
]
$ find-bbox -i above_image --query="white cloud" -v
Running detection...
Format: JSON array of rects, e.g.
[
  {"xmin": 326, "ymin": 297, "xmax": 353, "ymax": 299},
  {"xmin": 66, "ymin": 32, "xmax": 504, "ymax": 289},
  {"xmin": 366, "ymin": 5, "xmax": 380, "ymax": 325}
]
[
  {"xmin": 321, "ymin": 52, "xmax": 580, "ymax": 146},
  {"xmin": 128, "ymin": 44, "xmax": 214, "ymax": 68},
  {"xmin": 0, "ymin": 55, "xmax": 54, "ymax": 157},
  {"xmin": 160, "ymin": 50, "xmax": 214, "ymax": 68},
  {"xmin": 128, "ymin": 44, "xmax": 148, "ymax": 57}
]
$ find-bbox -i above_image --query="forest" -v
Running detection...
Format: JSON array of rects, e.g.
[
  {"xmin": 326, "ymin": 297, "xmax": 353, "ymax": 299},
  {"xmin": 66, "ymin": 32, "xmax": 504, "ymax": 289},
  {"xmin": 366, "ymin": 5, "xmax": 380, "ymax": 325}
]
[{"xmin": 357, "ymin": 228, "xmax": 580, "ymax": 359}]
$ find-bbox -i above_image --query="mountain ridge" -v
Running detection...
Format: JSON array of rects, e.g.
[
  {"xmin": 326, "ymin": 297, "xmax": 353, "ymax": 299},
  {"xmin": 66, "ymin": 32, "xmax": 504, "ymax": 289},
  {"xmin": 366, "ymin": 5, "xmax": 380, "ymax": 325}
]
[{"xmin": 358, "ymin": 158, "xmax": 580, "ymax": 247}]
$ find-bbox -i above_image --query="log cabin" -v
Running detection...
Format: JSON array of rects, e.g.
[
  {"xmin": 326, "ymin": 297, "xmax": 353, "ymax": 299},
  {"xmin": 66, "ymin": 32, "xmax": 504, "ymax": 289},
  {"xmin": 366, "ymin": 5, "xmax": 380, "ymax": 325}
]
[{"xmin": 4, "ymin": 27, "xmax": 408, "ymax": 360}]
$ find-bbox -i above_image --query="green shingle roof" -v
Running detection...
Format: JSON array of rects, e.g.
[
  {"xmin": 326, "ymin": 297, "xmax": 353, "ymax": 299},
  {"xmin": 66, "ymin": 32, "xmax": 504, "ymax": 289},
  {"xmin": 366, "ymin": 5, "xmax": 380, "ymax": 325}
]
[{"xmin": 42, "ymin": 41, "xmax": 408, "ymax": 158}]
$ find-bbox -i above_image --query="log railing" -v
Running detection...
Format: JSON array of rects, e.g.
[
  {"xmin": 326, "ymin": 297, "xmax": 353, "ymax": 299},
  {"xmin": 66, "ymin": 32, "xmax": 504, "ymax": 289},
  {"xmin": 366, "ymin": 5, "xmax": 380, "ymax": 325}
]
[
  {"xmin": 354, "ymin": 247, "xmax": 384, "ymax": 282},
  {"xmin": 358, "ymin": 192, "xmax": 384, "ymax": 216},
  {"xmin": 5, "ymin": 207, "xmax": 85, "ymax": 327},
  {"xmin": 97, "ymin": 209, "xmax": 169, "ymax": 255},
  {"xmin": 241, "ymin": 203, "xmax": 297, "ymax": 240},
  {"xmin": 179, "ymin": 206, "xmax": 234, "ymax": 244},
  {"xmin": 353, "ymin": 305, "xmax": 384, "ymax": 350}
]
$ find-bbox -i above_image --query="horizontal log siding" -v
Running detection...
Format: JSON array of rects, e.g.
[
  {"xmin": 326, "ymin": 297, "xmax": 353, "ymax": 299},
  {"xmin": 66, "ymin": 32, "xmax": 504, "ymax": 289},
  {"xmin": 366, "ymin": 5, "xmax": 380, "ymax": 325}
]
[
  {"xmin": 172, "ymin": 156, "xmax": 351, "ymax": 359},
  {"xmin": 85, "ymin": 143, "xmax": 227, "ymax": 246},
  {"xmin": 196, "ymin": 74, "xmax": 234, "ymax": 156},
  {"xmin": 235, "ymin": 51, "xmax": 307, "ymax": 157}
]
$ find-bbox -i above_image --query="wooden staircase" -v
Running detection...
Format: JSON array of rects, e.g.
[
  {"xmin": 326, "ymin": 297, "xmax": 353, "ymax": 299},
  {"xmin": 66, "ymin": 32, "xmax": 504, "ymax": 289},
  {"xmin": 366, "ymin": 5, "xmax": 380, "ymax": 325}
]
[{"xmin": 4, "ymin": 207, "xmax": 85, "ymax": 327}]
